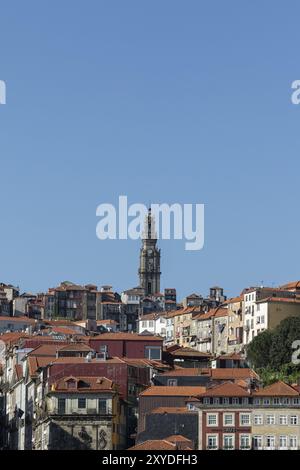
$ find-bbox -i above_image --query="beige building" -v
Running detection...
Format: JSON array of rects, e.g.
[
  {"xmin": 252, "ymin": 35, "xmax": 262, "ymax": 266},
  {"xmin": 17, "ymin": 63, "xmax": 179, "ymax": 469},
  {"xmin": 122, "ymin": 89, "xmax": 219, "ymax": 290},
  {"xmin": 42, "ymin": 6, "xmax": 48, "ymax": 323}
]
[
  {"xmin": 251, "ymin": 381, "xmax": 300, "ymax": 450},
  {"xmin": 226, "ymin": 296, "xmax": 244, "ymax": 353},
  {"xmin": 195, "ymin": 310, "xmax": 214, "ymax": 354},
  {"xmin": 212, "ymin": 308, "xmax": 229, "ymax": 356}
]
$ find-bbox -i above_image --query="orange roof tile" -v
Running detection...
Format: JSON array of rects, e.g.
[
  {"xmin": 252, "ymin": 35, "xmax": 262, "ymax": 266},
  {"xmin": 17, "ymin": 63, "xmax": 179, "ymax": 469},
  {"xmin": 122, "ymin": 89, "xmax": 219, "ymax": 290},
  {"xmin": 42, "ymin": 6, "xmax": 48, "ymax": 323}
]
[
  {"xmin": 200, "ymin": 382, "xmax": 249, "ymax": 397},
  {"xmin": 128, "ymin": 440, "xmax": 177, "ymax": 451},
  {"xmin": 50, "ymin": 376, "xmax": 114, "ymax": 393},
  {"xmin": 139, "ymin": 386, "xmax": 206, "ymax": 397},
  {"xmin": 253, "ymin": 381, "xmax": 300, "ymax": 397}
]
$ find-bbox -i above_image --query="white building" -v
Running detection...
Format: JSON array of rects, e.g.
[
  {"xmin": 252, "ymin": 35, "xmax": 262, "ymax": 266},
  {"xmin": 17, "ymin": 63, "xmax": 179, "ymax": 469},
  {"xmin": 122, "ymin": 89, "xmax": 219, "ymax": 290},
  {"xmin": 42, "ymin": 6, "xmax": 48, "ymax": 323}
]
[
  {"xmin": 243, "ymin": 287, "xmax": 295, "ymax": 344},
  {"xmin": 137, "ymin": 312, "xmax": 167, "ymax": 338}
]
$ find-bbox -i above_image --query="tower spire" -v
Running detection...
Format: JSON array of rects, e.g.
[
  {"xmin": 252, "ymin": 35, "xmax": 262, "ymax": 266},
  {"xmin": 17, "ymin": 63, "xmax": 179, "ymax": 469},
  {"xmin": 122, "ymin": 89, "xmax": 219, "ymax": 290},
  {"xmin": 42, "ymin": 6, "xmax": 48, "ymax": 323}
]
[{"xmin": 139, "ymin": 208, "xmax": 161, "ymax": 296}]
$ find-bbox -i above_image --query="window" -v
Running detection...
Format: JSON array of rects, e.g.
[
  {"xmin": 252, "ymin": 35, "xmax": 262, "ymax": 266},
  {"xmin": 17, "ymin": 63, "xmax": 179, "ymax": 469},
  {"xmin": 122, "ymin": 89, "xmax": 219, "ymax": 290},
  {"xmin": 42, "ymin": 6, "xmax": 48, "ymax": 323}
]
[
  {"xmin": 290, "ymin": 436, "xmax": 298, "ymax": 449},
  {"xmin": 167, "ymin": 379, "xmax": 178, "ymax": 386},
  {"xmin": 207, "ymin": 435, "xmax": 218, "ymax": 450},
  {"xmin": 223, "ymin": 435, "xmax": 234, "ymax": 450},
  {"xmin": 240, "ymin": 435, "xmax": 250, "ymax": 450},
  {"xmin": 282, "ymin": 398, "xmax": 290, "ymax": 405},
  {"xmin": 266, "ymin": 436, "xmax": 275, "ymax": 449},
  {"xmin": 203, "ymin": 397, "xmax": 210, "ymax": 405},
  {"xmin": 279, "ymin": 415, "xmax": 288, "ymax": 425},
  {"xmin": 266, "ymin": 415, "xmax": 275, "ymax": 425},
  {"xmin": 149, "ymin": 321, "xmax": 154, "ymax": 328},
  {"xmin": 253, "ymin": 436, "xmax": 262, "ymax": 450},
  {"xmin": 290, "ymin": 416, "xmax": 298, "ymax": 425},
  {"xmin": 98, "ymin": 399, "xmax": 107, "ymax": 414},
  {"xmin": 254, "ymin": 415, "xmax": 263, "ymax": 425},
  {"xmin": 293, "ymin": 398, "xmax": 300, "ymax": 405},
  {"xmin": 232, "ymin": 397, "xmax": 239, "ymax": 405},
  {"xmin": 263, "ymin": 398, "xmax": 271, "ymax": 405},
  {"xmin": 145, "ymin": 346, "xmax": 161, "ymax": 360},
  {"xmin": 260, "ymin": 316, "xmax": 265, "ymax": 324},
  {"xmin": 58, "ymin": 398, "xmax": 66, "ymax": 414},
  {"xmin": 78, "ymin": 398, "xmax": 86, "ymax": 409},
  {"xmin": 207, "ymin": 413, "xmax": 218, "ymax": 426},
  {"xmin": 223, "ymin": 413, "xmax": 234, "ymax": 426},
  {"xmin": 273, "ymin": 398, "xmax": 280, "ymax": 405},
  {"xmin": 242, "ymin": 398, "xmax": 249, "ymax": 405},
  {"xmin": 213, "ymin": 398, "xmax": 220, "ymax": 405},
  {"xmin": 279, "ymin": 436, "xmax": 288, "ymax": 449},
  {"xmin": 142, "ymin": 321, "xmax": 147, "ymax": 328},
  {"xmin": 223, "ymin": 397, "xmax": 229, "ymax": 405},
  {"xmin": 240, "ymin": 413, "xmax": 251, "ymax": 426}
]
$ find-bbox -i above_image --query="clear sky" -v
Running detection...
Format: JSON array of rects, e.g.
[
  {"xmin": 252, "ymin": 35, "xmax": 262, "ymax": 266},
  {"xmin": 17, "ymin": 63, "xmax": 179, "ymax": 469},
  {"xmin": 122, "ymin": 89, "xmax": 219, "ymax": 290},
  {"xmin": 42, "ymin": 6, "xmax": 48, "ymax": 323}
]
[{"xmin": 1, "ymin": 1, "xmax": 300, "ymax": 300}]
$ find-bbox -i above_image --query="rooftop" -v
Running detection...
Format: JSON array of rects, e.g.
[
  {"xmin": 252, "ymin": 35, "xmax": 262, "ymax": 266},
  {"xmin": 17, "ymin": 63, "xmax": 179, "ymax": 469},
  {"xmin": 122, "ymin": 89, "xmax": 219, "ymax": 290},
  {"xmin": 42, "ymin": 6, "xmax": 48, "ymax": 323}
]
[{"xmin": 139, "ymin": 386, "xmax": 206, "ymax": 397}]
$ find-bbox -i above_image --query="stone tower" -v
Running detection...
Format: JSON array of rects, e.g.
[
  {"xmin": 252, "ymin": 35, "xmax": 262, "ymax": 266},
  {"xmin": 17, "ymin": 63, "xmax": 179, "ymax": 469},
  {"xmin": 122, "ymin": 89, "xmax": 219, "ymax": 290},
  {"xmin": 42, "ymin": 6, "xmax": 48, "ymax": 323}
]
[{"xmin": 138, "ymin": 208, "xmax": 161, "ymax": 295}]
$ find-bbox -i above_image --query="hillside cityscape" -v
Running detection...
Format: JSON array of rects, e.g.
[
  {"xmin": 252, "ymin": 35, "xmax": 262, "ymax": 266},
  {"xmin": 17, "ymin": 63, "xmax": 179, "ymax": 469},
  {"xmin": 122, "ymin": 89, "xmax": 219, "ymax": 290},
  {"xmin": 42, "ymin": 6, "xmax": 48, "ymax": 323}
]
[{"xmin": 1, "ymin": 211, "xmax": 300, "ymax": 451}]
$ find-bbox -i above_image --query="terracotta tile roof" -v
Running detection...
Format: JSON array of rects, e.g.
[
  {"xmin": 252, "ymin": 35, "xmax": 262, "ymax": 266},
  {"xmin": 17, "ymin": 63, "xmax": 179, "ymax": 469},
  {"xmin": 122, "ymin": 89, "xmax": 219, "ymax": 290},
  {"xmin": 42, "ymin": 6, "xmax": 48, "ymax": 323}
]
[
  {"xmin": 139, "ymin": 386, "xmax": 206, "ymax": 397},
  {"xmin": 50, "ymin": 376, "xmax": 114, "ymax": 393},
  {"xmin": 210, "ymin": 368, "xmax": 259, "ymax": 380},
  {"xmin": 90, "ymin": 332, "xmax": 163, "ymax": 341},
  {"xmin": 166, "ymin": 435, "xmax": 192, "ymax": 442},
  {"xmin": 50, "ymin": 326, "xmax": 84, "ymax": 335},
  {"xmin": 213, "ymin": 307, "xmax": 228, "ymax": 318},
  {"xmin": 0, "ymin": 332, "xmax": 29, "ymax": 346},
  {"xmin": 253, "ymin": 381, "xmax": 300, "ymax": 397},
  {"xmin": 28, "ymin": 344, "xmax": 60, "ymax": 357},
  {"xmin": 200, "ymin": 382, "xmax": 250, "ymax": 397},
  {"xmin": 195, "ymin": 310, "xmax": 215, "ymax": 321},
  {"xmin": 28, "ymin": 356, "xmax": 55, "ymax": 377},
  {"xmin": 128, "ymin": 440, "xmax": 177, "ymax": 451},
  {"xmin": 280, "ymin": 281, "xmax": 300, "ymax": 290},
  {"xmin": 223, "ymin": 296, "xmax": 242, "ymax": 304}
]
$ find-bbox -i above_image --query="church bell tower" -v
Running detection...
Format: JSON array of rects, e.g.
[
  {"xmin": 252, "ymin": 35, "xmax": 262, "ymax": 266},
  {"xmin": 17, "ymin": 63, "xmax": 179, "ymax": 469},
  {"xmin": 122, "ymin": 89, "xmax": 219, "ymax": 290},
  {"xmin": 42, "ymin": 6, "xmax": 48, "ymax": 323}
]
[{"xmin": 138, "ymin": 208, "xmax": 161, "ymax": 295}]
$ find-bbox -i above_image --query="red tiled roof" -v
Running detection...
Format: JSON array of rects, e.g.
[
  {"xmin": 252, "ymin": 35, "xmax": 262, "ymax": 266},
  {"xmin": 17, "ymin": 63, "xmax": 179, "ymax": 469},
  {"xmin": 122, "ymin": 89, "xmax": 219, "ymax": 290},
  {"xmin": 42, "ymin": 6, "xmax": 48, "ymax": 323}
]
[
  {"xmin": 0, "ymin": 332, "xmax": 29, "ymax": 346},
  {"xmin": 50, "ymin": 376, "xmax": 114, "ymax": 393},
  {"xmin": 128, "ymin": 440, "xmax": 177, "ymax": 451},
  {"xmin": 210, "ymin": 368, "xmax": 259, "ymax": 380},
  {"xmin": 253, "ymin": 381, "xmax": 300, "ymax": 397},
  {"xmin": 139, "ymin": 386, "xmax": 206, "ymax": 397},
  {"xmin": 200, "ymin": 382, "xmax": 250, "ymax": 397},
  {"xmin": 280, "ymin": 281, "xmax": 300, "ymax": 290}
]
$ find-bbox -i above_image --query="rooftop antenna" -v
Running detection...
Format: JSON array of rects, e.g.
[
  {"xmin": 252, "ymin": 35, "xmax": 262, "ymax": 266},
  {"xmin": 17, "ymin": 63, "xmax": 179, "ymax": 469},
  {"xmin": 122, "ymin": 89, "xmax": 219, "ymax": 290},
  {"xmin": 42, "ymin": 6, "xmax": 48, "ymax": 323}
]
[{"xmin": 260, "ymin": 280, "xmax": 264, "ymax": 288}]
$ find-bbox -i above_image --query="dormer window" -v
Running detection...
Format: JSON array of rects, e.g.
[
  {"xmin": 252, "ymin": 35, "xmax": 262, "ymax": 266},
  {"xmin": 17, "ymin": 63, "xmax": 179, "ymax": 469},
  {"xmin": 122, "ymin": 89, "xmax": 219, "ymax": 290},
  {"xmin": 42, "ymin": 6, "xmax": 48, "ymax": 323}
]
[{"xmin": 66, "ymin": 378, "xmax": 77, "ymax": 389}]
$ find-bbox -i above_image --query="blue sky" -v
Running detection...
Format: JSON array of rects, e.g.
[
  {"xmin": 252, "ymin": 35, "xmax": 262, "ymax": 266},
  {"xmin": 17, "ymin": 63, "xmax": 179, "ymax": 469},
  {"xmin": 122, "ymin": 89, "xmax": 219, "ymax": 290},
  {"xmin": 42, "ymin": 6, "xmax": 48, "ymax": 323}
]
[{"xmin": 1, "ymin": 1, "xmax": 300, "ymax": 299}]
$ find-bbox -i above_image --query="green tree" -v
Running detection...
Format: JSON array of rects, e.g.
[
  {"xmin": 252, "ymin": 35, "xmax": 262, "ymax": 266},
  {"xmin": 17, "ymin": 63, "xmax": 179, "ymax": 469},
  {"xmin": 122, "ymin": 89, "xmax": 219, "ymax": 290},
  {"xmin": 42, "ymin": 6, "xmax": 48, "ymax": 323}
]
[
  {"xmin": 269, "ymin": 316, "xmax": 300, "ymax": 369},
  {"xmin": 246, "ymin": 329, "xmax": 273, "ymax": 368}
]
